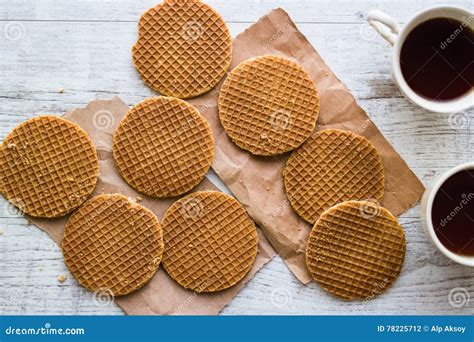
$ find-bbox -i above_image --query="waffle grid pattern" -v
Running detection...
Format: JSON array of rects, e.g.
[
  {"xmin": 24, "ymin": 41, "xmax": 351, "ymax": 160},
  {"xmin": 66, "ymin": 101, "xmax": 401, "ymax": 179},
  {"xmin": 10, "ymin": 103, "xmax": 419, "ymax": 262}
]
[
  {"xmin": 284, "ymin": 129, "xmax": 385, "ymax": 224},
  {"xmin": 113, "ymin": 97, "xmax": 214, "ymax": 198},
  {"xmin": 162, "ymin": 191, "xmax": 258, "ymax": 292},
  {"xmin": 61, "ymin": 194, "xmax": 164, "ymax": 296},
  {"xmin": 218, "ymin": 55, "xmax": 320, "ymax": 155},
  {"xmin": 132, "ymin": 0, "xmax": 232, "ymax": 98},
  {"xmin": 0, "ymin": 116, "xmax": 99, "ymax": 218},
  {"xmin": 306, "ymin": 201, "xmax": 406, "ymax": 300}
]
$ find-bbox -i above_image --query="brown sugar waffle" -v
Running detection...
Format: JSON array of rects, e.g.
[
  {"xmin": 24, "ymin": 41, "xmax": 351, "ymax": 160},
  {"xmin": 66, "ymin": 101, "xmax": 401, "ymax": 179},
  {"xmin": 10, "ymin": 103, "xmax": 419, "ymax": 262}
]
[
  {"xmin": 112, "ymin": 97, "xmax": 214, "ymax": 198},
  {"xmin": 218, "ymin": 55, "xmax": 320, "ymax": 156},
  {"xmin": 0, "ymin": 115, "xmax": 99, "ymax": 218},
  {"xmin": 61, "ymin": 193, "xmax": 164, "ymax": 296},
  {"xmin": 284, "ymin": 129, "xmax": 385, "ymax": 224},
  {"xmin": 162, "ymin": 191, "xmax": 258, "ymax": 292},
  {"xmin": 306, "ymin": 200, "xmax": 406, "ymax": 300},
  {"xmin": 132, "ymin": 0, "xmax": 232, "ymax": 98}
]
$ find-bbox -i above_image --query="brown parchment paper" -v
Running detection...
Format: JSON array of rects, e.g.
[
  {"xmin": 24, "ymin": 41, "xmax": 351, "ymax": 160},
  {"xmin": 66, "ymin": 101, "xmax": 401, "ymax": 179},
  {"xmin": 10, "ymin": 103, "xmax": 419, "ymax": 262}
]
[
  {"xmin": 189, "ymin": 8, "xmax": 425, "ymax": 284},
  {"xmin": 28, "ymin": 97, "xmax": 276, "ymax": 315}
]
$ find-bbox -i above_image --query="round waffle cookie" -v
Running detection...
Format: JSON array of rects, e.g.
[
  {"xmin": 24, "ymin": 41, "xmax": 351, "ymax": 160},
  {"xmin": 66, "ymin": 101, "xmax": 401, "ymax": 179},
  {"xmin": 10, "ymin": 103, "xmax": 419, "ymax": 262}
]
[
  {"xmin": 284, "ymin": 129, "xmax": 385, "ymax": 224},
  {"xmin": 113, "ymin": 97, "xmax": 214, "ymax": 198},
  {"xmin": 162, "ymin": 191, "xmax": 258, "ymax": 292},
  {"xmin": 306, "ymin": 200, "xmax": 406, "ymax": 300},
  {"xmin": 0, "ymin": 116, "xmax": 99, "ymax": 218},
  {"xmin": 218, "ymin": 55, "xmax": 320, "ymax": 156},
  {"xmin": 132, "ymin": 0, "xmax": 232, "ymax": 98},
  {"xmin": 62, "ymin": 194, "xmax": 164, "ymax": 296}
]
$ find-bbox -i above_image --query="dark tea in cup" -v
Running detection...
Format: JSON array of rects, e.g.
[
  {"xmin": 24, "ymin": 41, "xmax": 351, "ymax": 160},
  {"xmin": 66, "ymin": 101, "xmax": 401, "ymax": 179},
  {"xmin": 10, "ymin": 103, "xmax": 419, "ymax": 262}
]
[
  {"xmin": 368, "ymin": 6, "xmax": 473, "ymax": 113},
  {"xmin": 400, "ymin": 17, "xmax": 474, "ymax": 101},
  {"xmin": 431, "ymin": 169, "xmax": 474, "ymax": 256}
]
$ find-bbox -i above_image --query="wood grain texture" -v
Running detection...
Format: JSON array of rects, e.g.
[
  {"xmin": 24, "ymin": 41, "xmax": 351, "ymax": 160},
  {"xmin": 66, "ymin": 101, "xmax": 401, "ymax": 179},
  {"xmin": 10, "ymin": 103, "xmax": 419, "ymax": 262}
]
[{"xmin": 0, "ymin": 0, "xmax": 473, "ymax": 315}]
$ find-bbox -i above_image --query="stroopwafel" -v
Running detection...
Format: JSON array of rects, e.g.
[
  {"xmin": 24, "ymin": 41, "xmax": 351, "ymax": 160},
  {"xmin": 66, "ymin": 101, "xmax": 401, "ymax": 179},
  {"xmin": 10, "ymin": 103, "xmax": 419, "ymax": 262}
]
[
  {"xmin": 218, "ymin": 55, "xmax": 320, "ymax": 156},
  {"xmin": 112, "ymin": 97, "xmax": 214, "ymax": 198},
  {"xmin": 306, "ymin": 200, "xmax": 406, "ymax": 300},
  {"xmin": 162, "ymin": 191, "xmax": 258, "ymax": 292},
  {"xmin": 62, "ymin": 194, "xmax": 164, "ymax": 296},
  {"xmin": 284, "ymin": 129, "xmax": 384, "ymax": 224},
  {"xmin": 0, "ymin": 116, "xmax": 99, "ymax": 218}
]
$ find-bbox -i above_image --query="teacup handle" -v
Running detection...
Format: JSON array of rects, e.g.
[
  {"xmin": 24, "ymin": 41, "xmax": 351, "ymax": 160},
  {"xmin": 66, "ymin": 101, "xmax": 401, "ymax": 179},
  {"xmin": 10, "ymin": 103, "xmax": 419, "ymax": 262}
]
[{"xmin": 367, "ymin": 10, "xmax": 400, "ymax": 46}]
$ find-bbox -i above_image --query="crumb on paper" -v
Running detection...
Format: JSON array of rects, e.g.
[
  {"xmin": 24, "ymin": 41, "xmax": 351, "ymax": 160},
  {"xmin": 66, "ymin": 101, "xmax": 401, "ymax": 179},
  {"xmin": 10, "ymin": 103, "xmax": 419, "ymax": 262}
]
[
  {"xmin": 266, "ymin": 186, "xmax": 270, "ymax": 191},
  {"xmin": 58, "ymin": 87, "xmax": 65, "ymax": 93},
  {"xmin": 0, "ymin": 228, "xmax": 4, "ymax": 235},
  {"xmin": 135, "ymin": 196, "xmax": 143, "ymax": 203},
  {"xmin": 325, "ymin": 71, "xmax": 329, "ymax": 76},
  {"xmin": 57, "ymin": 274, "xmax": 67, "ymax": 283}
]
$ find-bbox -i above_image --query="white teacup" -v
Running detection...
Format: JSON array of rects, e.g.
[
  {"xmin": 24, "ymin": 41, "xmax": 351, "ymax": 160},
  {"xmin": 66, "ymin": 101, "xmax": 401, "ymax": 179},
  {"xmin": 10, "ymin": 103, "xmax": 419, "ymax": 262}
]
[
  {"xmin": 367, "ymin": 6, "xmax": 473, "ymax": 113},
  {"xmin": 420, "ymin": 162, "xmax": 474, "ymax": 267}
]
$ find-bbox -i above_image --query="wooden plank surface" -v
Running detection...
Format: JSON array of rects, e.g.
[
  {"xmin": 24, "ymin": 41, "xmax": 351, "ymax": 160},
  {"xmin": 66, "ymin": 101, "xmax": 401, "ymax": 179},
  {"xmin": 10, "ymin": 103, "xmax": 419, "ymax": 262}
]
[{"xmin": 0, "ymin": 0, "xmax": 473, "ymax": 315}]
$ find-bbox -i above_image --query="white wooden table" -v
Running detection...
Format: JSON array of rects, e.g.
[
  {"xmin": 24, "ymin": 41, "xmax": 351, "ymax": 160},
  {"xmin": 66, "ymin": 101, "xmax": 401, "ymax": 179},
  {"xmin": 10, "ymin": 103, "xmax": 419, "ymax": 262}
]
[{"xmin": 0, "ymin": 0, "xmax": 473, "ymax": 315}]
